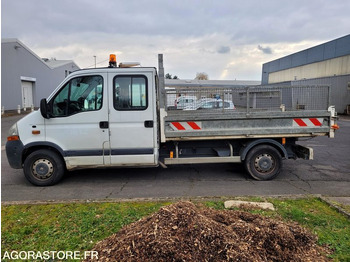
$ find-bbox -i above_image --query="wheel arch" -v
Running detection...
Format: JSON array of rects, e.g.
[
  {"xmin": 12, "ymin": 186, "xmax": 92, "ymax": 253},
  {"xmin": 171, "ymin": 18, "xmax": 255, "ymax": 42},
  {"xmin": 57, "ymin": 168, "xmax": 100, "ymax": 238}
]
[
  {"xmin": 240, "ymin": 139, "xmax": 288, "ymax": 161},
  {"xmin": 22, "ymin": 142, "xmax": 66, "ymax": 166}
]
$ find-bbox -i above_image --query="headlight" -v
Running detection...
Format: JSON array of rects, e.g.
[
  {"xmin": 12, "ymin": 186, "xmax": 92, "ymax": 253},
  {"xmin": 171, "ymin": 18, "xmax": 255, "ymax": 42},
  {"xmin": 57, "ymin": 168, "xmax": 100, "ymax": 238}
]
[{"xmin": 7, "ymin": 124, "xmax": 19, "ymax": 141}]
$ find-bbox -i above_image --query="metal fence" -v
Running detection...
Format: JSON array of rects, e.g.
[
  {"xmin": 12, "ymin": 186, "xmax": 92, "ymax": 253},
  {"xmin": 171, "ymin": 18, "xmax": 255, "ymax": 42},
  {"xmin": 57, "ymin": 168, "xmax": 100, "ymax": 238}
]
[{"xmin": 165, "ymin": 86, "xmax": 330, "ymax": 113}]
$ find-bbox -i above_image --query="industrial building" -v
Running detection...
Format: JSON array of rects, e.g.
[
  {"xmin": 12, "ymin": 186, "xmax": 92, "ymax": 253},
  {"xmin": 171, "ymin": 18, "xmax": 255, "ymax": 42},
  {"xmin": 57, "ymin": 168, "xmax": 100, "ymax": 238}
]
[
  {"xmin": 1, "ymin": 39, "xmax": 80, "ymax": 111},
  {"xmin": 262, "ymin": 34, "xmax": 350, "ymax": 114}
]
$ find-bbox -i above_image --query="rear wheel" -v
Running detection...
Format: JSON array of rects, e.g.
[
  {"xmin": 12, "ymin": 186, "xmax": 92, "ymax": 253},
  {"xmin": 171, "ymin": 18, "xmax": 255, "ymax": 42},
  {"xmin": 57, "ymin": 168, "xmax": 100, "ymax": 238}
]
[
  {"xmin": 244, "ymin": 145, "xmax": 282, "ymax": 180},
  {"xmin": 24, "ymin": 149, "xmax": 65, "ymax": 186}
]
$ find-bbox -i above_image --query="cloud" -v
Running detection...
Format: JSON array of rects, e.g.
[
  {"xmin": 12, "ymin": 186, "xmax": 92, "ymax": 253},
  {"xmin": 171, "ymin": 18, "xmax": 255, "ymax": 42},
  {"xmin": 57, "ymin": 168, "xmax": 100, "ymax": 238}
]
[
  {"xmin": 2, "ymin": 0, "xmax": 350, "ymax": 80},
  {"xmin": 217, "ymin": 46, "xmax": 231, "ymax": 54},
  {"xmin": 257, "ymin": 45, "xmax": 273, "ymax": 54},
  {"xmin": 4, "ymin": 0, "xmax": 349, "ymax": 41}
]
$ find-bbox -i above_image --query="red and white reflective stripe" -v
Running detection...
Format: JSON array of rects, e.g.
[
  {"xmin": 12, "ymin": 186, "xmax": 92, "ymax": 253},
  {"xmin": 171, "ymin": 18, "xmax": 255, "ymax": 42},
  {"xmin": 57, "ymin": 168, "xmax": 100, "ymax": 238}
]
[
  {"xmin": 170, "ymin": 121, "xmax": 202, "ymax": 131},
  {"xmin": 293, "ymin": 118, "xmax": 323, "ymax": 127}
]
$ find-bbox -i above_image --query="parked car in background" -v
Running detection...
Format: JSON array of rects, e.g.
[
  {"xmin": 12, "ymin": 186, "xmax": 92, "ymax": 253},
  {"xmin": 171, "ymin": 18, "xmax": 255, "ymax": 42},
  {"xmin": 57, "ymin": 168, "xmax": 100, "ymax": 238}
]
[
  {"xmin": 183, "ymin": 98, "xmax": 236, "ymax": 111},
  {"xmin": 199, "ymin": 98, "xmax": 235, "ymax": 110}
]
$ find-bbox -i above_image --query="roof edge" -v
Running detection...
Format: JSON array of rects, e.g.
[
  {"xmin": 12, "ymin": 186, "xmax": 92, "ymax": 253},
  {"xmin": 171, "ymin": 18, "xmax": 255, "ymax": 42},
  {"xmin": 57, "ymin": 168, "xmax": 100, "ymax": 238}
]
[
  {"xmin": 2, "ymin": 38, "xmax": 80, "ymax": 70},
  {"xmin": 263, "ymin": 34, "xmax": 350, "ymax": 66}
]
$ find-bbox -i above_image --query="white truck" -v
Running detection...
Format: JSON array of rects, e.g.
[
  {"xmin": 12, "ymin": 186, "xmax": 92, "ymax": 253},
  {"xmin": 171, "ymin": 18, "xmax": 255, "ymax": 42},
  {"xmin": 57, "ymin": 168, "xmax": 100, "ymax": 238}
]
[{"xmin": 6, "ymin": 54, "xmax": 338, "ymax": 186}]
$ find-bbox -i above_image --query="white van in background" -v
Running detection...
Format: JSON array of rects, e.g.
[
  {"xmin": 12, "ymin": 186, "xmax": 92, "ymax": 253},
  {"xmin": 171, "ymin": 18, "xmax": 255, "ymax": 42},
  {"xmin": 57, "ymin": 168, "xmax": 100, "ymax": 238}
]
[{"xmin": 175, "ymin": 96, "xmax": 198, "ymax": 110}]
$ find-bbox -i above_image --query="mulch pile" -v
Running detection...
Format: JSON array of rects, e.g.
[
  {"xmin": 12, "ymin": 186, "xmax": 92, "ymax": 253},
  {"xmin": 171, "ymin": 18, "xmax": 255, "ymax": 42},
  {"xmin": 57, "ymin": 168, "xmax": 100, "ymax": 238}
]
[{"xmin": 85, "ymin": 201, "xmax": 330, "ymax": 262}]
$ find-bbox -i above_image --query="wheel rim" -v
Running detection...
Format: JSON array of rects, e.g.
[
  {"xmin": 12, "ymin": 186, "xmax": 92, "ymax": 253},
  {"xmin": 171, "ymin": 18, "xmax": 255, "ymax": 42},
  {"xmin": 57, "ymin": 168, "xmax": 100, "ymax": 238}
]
[
  {"xmin": 32, "ymin": 159, "xmax": 54, "ymax": 180},
  {"xmin": 254, "ymin": 153, "xmax": 275, "ymax": 173}
]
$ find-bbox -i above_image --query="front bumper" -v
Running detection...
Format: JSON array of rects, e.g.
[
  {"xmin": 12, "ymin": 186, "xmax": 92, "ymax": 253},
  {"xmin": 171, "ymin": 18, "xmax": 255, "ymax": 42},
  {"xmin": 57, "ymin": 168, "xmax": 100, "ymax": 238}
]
[{"xmin": 6, "ymin": 140, "xmax": 24, "ymax": 169}]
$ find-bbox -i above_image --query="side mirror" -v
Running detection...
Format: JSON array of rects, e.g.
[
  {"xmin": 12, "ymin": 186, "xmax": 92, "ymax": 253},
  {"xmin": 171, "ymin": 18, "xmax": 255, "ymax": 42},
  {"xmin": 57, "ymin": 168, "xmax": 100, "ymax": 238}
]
[{"xmin": 40, "ymin": 98, "xmax": 50, "ymax": 119}]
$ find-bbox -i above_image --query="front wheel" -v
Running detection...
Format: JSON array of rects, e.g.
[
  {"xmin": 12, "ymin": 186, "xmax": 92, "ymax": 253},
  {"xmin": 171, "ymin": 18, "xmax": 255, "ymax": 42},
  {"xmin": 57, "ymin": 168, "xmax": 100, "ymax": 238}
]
[
  {"xmin": 24, "ymin": 149, "xmax": 65, "ymax": 186},
  {"xmin": 244, "ymin": 145, "xmax": 282, "ymax": 180}
]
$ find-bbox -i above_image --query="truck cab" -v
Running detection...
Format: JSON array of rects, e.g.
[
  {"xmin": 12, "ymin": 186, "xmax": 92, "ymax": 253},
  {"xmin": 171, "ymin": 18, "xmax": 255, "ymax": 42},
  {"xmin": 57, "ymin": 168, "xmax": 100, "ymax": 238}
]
[{"xmin": 6, "ymin": 62, "xmax": 159, "ymax": 186}]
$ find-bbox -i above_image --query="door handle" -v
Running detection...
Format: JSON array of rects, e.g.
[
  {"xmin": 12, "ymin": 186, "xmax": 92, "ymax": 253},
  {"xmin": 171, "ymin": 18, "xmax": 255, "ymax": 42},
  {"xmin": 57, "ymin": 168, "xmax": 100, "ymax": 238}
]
[
  {"xmin": 144, "ymin": 120, "xmax": 153, "ymax": 128},
  {"xmin": 99, "ymin": 121, "xmax": 109, "ymax": 129}
]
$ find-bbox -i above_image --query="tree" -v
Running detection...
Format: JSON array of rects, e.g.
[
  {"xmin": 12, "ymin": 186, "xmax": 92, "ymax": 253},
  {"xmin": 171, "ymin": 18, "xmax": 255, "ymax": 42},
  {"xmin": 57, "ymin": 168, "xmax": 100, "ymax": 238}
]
[
  {"xmin": 195, "ymin": 72, "xmax": 209, "ymax": 80},
  {"xmin": 165, "ymin": 73, "xmax": 179, "ymax": 79}
]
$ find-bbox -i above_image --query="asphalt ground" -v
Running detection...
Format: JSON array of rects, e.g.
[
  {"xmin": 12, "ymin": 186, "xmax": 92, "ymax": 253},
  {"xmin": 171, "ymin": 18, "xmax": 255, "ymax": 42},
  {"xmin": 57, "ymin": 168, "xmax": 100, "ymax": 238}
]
[{"xmin": 1, "ymin": 113, "xmax": 350, "ymax": 204}]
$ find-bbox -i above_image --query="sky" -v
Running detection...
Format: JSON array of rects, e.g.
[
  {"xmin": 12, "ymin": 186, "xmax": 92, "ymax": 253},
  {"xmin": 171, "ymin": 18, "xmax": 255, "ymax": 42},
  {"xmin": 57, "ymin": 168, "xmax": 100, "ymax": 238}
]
[{"xmin": 2, "ymin": 0, "xmax": 350, "ymax": 80}]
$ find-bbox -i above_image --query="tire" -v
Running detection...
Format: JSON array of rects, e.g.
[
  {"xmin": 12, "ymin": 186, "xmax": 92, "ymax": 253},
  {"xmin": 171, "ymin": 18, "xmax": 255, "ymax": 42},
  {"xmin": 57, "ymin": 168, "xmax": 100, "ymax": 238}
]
[
  {"xmin": 23, "ymin": 149, "xmax": 65, "ymax": 186},
  {"xmin": 244, "ymin": 145, "xmax": 282, "ymax": 181}
]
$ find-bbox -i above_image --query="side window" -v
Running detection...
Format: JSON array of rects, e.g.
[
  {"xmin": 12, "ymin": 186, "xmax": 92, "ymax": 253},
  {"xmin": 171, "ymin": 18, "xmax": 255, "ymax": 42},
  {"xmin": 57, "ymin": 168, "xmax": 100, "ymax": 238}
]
[
  {"xmin": 52, "ymin": 82, "xmax": 69, "ymax": 116},
  {"xmin": 51, "ymin": 75, "xmax": 103, "ymax": 117},
  {"xmin": 114, "ymin": 75, "xmax": 147, "ymax": 110}
]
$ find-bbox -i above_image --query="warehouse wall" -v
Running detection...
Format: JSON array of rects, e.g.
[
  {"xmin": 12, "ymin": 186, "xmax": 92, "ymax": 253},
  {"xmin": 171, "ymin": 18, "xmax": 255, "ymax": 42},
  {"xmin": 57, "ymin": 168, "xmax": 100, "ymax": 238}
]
[
  {"xmin": 1, "ymin": 41, "xmax": 48, "ymax": 110},
  {"xmin": 262, "ymin": 35, "xmax": 350, "ymax": 84},
  {"xmin": 1, "ymin": 39, "xmax": 79, "ymax": 110},
  {"xmin": 261, "ymin": 35, "xmax": 350, "ymax": 114},
  {"xmin": 268, "ymin": 55, "xmax": 350, "ymax": 83}
]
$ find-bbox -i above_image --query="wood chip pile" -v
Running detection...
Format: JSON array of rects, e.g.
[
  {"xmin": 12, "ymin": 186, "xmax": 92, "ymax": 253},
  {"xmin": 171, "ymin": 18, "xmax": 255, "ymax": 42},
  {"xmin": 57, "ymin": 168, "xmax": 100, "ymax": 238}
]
[{"xmin": 85, "ymin": 201, "xmax": 330, "ymax": 261}]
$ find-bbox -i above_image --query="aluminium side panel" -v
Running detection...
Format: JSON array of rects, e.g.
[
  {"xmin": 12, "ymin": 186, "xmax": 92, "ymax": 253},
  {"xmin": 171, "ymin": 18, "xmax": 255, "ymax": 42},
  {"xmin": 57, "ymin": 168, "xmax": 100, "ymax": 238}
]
[{"xmin": 164, "ymin": 110, "xmax": 331, "ymax": 140}]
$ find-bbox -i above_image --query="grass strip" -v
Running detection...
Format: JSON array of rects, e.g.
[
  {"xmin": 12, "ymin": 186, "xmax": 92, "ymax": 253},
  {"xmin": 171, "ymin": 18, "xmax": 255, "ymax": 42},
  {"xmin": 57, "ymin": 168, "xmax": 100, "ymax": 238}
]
[{"xmin": 2, "ymin": 198, "xmax": 349, "ymax": 261}]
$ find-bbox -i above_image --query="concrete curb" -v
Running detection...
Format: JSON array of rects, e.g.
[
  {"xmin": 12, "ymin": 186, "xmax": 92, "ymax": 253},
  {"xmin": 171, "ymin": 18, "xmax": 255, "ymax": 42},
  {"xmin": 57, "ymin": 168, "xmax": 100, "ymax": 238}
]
[
  {"xmin": 319, "ymin": 196, "xmax": 350, "ymax": 219},
  {"xmin": 0, "ymin": 194, "xmax": 334, "ymax": 206},
  {"xmin": 1, "ymin": 197, "xmax": 179, "ymax": 206}
]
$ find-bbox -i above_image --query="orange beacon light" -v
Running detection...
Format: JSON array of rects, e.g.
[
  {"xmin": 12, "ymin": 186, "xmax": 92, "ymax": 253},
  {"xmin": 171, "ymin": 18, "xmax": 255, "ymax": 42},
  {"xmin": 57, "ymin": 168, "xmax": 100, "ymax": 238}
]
[{"xmin": 109, "ymin": 54, "xmax": 117, "ymax": 67}]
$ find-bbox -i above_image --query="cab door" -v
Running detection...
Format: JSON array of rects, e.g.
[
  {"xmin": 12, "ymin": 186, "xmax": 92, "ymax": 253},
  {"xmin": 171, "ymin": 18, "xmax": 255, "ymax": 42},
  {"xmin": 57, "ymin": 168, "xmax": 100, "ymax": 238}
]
[
  {"xmin": 107, "ymin": 70, "xmax": 158, "ymax": 166},
  {"xmin": 45, "ymin": 73, "xmax": 110, "ymax": 168}
]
